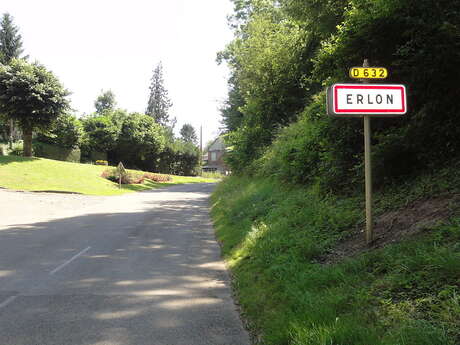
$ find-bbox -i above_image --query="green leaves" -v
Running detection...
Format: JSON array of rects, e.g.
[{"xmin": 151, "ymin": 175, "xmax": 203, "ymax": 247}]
[
  {"xmin": 116, "ymin": 113, "xmax": 166, "ymax": 171},
  {"xmin": 0, "ymin": 59, "xmax": 69, "ymax": 131},
  {"xmin": 0, "ymin": 13, "xmax": 25, "ymax": 64},
  {"xmin": 37, "ymin": 113, "xmax": 83, "ymax": 149},
  {"xmin": 222, "ymin": 0, "xmax": 460, "ymax": 189}
]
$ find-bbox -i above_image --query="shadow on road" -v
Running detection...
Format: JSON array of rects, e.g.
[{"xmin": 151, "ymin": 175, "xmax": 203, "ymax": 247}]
[{"xmin": 0, "ymin": 185, "xmax": 248, "ymax": 345}]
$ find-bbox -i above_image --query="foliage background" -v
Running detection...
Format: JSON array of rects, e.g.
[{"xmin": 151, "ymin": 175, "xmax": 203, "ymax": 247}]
[{"xmin": 220, "ymin": 0, "xmax": 460, "ymax": 192}]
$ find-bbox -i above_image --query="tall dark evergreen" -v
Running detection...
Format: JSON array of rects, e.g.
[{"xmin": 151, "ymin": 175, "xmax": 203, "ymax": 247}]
[
  {"xmin": 146, "ymin": 62, "xmax": 173, "ymax": 127},
  {"xmin": 0, "ymin": 13, "xmax": 25, "ymax": 64}
]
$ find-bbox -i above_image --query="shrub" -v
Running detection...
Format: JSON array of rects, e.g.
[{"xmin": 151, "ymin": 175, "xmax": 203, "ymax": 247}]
[
  {"xmin": 33, "ymin": 141, "xmax": 81, "ymax": 163},
  {"xmin": 101, "ymin": 168, "xmax": 145, "ymax": 184},
  {"xmin": 82, "ymin": 115, "xmax": 119, "ymax": 153},
  {"xmin": 36, "ymin": 113, "xmax": 83, "ymax": 149},
  {"xmin": 9, "ymin": 141, "xmax": 24, "ymax": 156},
  {"xmin": 115, "ymin": 113, "xmax": 166, "ymax": 172},
  {"xmin": 143, "ymin": 172, "xmax": 172, "ymax": 182},
  {"xmin": 201, "ymin": 171, "xmax": 225, "ymax": 179},
  {"xmin": 156, "ymin": 138, "xmax": 200, "ymax": 176}
]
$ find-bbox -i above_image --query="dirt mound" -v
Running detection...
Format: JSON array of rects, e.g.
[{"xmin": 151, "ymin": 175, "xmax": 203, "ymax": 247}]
[{"xmin": 321, "ymin": 194, "xmax": 459, "ymax": 264}]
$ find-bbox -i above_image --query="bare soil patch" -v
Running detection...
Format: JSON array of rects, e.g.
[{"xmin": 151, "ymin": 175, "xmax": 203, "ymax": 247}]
[{"xmin": 321, "ymin": 194, "xmax": 460, "ymax": 264}]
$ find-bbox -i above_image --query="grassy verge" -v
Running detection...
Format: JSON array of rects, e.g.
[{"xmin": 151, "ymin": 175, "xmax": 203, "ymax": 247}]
[
  {"xmin": 211, "ymin": 164, "xmax": 460, "ymax": 345},
  {"xmin": 0, "ymin": 155, "xmax": 216, "ymax": 196}
]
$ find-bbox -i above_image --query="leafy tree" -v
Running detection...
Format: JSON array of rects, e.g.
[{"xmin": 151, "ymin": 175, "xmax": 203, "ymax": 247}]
[
  {"xmin": 116, "ymin": 113, "xmax": 166, "ymax": 171},
  {"xmin": 94, "ymin": 90, "xmax": 116, "ymax": 114},
  {"xmin": 37, "ymin": 113, "xmax": 83, "ymax": 149},
  {"xmin": 0, "ymin": 59, "xmax": 69, "ymax": 156},
  {"xmin": 219, "ymin": 5, "xmax": 311, "ymax": 166},
  {"xmin": 179, "ymin": 123, "xmax": 198, "ymax": 144},
  {"xmin": 81, "ymin": 115, "xmax": 119, "ymax": 153},
  {"xmin": 157, "ymin": 139, "xmax": 200, "ymax": 176},
  {"xmin": 0, "ymin": 13, "xmax": 27, "ymax": 148},
  {"xmin": 146, "ymin": 62, "xmax": 173, "ymax": 127},
  {"xmin": 0, "ymin": 13, "xmax": 26, "ymax": 64},
  {"xmin": 219, "ymin": 76, "xmax": 245, "ymax": 133},
  {"xmin": 222, "ymin": 0, "xmax": 460, "ymax": 191}
]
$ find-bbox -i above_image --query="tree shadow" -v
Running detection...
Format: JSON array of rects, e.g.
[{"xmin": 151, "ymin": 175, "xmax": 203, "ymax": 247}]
[
  {"xmin": 0, "ymin": 191, "xmax": 249, "ymax": 345},
  {"xmin": 0, "ymin": 155, "xmax": 40, "ymax": 166}
]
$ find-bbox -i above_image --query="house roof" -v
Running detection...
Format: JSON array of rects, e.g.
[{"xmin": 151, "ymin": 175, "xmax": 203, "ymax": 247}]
[{"xmin": 208, "ymin": 137, "xmax": 226, "ymax": 152}]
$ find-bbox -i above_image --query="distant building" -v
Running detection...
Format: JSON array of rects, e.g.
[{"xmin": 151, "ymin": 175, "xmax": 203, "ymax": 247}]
[{"xmin": 202, "ymin": 137, "xmax": 229, "ymax": 174}]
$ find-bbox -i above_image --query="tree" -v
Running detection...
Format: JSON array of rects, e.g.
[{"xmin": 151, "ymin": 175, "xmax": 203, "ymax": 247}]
[
  {"xmin": 81, "ymin": 115, "xmax": 119, "ymax": 153},
  {"xmin": 117, "ymin": 113, "xmax": 166, "ymax": 171},
  {"xmin": 146, "ymin": 62, "xmax": 173, "ymax": 127},
  {"xmin": 94, "ymin": 90, "xmax": 116, "ymax": 114},
  {"xmin": 0, "ymin": 59, "xmax": 69, "ymax": 156},
  {"xmin": 0, "ymin": 13, "xmax": 27, "ymax": 149},
  {"xmin": 0, "ymin": 13, "xmax": 25, "ymax": 64},
  {"xmin": 156, "ymin": 138, "xmax": 200, "ymax": 176},
  {"xmin": 37, "ymin": 113, "xmax": 83, "ymax": 149},
  {"xmin": 180, "ymin": 123, "xmax": 198, "ymax": 145}
]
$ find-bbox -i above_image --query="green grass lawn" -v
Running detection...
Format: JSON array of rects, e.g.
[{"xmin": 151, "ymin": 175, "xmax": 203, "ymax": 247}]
[{"xmin": 0, "ymin": 155, "xmax": 216, "ymax": 195}]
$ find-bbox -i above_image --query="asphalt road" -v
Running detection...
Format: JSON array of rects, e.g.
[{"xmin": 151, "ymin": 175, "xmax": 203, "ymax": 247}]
[{"xmin": 0, "ymin": 184, "xmax": 250, "ymax": 345}]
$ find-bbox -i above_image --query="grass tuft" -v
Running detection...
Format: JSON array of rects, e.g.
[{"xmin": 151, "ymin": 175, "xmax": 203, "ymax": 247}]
[{"xmin": 211, "ymin": 168, "xmax": 460, "ymax": 345}]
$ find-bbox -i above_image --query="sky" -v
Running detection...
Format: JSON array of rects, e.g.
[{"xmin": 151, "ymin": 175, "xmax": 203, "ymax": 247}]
[{"xmin": 0, "ymin": 0, "xmax": 235, "ymax": 146}]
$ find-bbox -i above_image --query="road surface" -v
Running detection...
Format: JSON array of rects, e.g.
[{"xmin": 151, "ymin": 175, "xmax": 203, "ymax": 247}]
[{"xmin": 0, "ymin": 184, "xmax": 250, "ymax": 345}]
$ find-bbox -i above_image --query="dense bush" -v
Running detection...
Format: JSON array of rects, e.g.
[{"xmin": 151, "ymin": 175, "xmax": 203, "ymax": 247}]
[
  {"xmin": 81, "ymin": 115, "xmax": 119, "ymax": 154},
  {"xmin": 36, "ymin": 113, "xmax": 83, "ymax": 149},
  {"xmin": 101, "ymin": 169, "xmax": 172, "ymax": 184},
  {"xmin": 33, "ymin": 141, "xmax": 81, "ymax": 163},
  {"xmin": 101, "ymin": 168, "xmax": 145, "ymax": 185},
  {"xmin": 221, "ymin": 0, "xmax": 460, "ymax": 191},
  {"xmin": 79, "ymin": 110, "xmax": 200, "ymax": 175},
  {"xmin": 156, "ymin": 139, "xmax": 200, "ymax": 176},
  {"xmin": 143, "ymin": 172, "xmax": 172, "ymax": 182},
  {"xmin": 115, "ymin": 113, "xmax": 165, "ymax": 172}
]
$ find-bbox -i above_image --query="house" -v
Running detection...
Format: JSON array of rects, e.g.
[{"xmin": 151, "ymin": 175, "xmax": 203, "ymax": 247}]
[{"xmin": 202, "ymin": 137, "xmax": 229, "ymax": 174}]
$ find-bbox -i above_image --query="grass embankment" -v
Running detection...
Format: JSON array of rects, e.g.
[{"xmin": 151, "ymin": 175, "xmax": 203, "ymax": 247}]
[
  {"xmin": 0, "ymin": 155, "xmax": 216, "ymax": 196},
  {"xmin": 211, "ymin": 162, "xmax": 460, "ymax": 345}
]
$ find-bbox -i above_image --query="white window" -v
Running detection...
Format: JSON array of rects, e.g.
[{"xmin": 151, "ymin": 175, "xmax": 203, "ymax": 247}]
[{"xmin": 211, "ymin": 152, "xmax": 217, "ymax": 161}]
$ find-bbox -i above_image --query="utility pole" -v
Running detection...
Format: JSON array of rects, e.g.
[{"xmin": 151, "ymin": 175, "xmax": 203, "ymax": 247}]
[
  {"xmin": 200, "ymin": 125, "xmax": 203, "ymax": 175},
  {"xmin": 200, "ymin": 125, "xmax": 203, "ymax": 155}
]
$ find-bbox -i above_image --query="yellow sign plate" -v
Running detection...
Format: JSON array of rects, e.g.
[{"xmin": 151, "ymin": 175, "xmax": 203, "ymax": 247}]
[{"xmin": 349, "ymin": 67, "xmax": 388, "ymax": 79}]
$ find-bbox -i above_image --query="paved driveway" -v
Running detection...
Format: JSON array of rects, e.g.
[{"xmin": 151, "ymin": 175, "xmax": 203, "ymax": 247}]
[{"xmin": 0, "ymin": 184, "xmax": 250, "ymax": 345}]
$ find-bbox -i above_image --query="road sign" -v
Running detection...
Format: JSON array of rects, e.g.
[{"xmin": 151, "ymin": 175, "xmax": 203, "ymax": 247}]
[
  {"xmin": 349, "ymin": 67, "xmax": 388, "ymax": 79},
  {"xmin": 327, "ymin": 84, "xmax": 407, "ymax": 117}
]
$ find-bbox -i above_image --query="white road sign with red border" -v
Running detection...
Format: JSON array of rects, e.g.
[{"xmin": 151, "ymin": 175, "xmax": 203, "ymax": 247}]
[{"xmin": 327, "ymin": 84, "xmax": 407, "ymax": 117}]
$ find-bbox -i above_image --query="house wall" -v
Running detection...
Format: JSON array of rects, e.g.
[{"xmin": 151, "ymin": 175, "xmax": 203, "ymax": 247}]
[{"xmin": 203, "ymin": 137, "xmax": 229, "ymax": 173}]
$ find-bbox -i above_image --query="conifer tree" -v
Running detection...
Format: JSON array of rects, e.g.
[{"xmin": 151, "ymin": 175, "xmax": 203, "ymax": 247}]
[
  {"xmin": 146, "ymin": 62, "xmax": 173, "ymax": 127},
  {"xmin": 0, "ymin": 13, "xmax": 25, "ymax": 64},
  {"xmin": 0, "ymin": 13, "xmax": 26, "ymax": 148}
]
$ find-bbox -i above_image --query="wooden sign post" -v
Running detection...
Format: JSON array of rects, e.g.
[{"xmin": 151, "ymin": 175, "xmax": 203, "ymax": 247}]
[
  {"xmin": 326, "ymin": 60, "xmax": 407, "ymax": 245},
  {"xmin": 117, "ymin": 162, "xmax": 126, "ymax": 189},
  {"xmin": 362, "ymin": 60, "xmax": 373, "ymax": 244}
]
